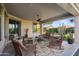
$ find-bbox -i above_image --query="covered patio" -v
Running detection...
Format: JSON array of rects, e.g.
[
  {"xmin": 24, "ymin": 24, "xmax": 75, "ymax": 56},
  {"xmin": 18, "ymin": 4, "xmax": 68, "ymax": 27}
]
[
  {"xmin": 1, "ymin": 41, "xmax": 78, "ymax": 56},
  {"xmin": 0, "ymin": 3, "xmax": 79, "ymax": 56}
]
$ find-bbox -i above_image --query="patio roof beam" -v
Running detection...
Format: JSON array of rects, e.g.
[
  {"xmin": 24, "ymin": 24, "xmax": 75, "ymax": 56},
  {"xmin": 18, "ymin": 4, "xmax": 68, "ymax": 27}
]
[
  {"xmin": 41, "ymin": 14, "xmax": 73, "ymax": 23},
  {"xmin": 57, "ymin": 3, "xmax": 79, "ymax": 16}
]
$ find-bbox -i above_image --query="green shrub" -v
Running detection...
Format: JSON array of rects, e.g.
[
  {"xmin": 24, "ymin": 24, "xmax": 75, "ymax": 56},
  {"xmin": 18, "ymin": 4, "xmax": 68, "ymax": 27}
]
[
  {"xmin": 64, "ymin": 33, "xmax": 73, "ymax": 41},
  {"xmin": 47, "ymin": 28, "xmax": 58, "ymax": 33}
]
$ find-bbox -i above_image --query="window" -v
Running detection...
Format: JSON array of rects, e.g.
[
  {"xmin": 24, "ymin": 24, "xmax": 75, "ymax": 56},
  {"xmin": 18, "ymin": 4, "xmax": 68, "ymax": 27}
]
[
  {"xmin": 9, "ymin": 19, "xmax": 21, "ymax": 36},
  {"xmin": 33, "ymin": 23, "xmax": 40, "ymax": 33}
]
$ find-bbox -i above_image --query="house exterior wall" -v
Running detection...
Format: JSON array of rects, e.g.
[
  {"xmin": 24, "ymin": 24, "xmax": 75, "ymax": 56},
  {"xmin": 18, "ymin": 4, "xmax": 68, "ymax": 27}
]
[
  {"xmin": 7, "ymin": 15, "xmax": 41, "ymax": 38},
  {"xmin": 21, "ymin": 20, "xmax": 34, "ymax": 37},
  {"xmin": 0, "ymin": 13, "xmax": 41, "ymax": 53},
  {"xmin": 21, "ymin": 20, "xmax": 40, "ymax": 37}
]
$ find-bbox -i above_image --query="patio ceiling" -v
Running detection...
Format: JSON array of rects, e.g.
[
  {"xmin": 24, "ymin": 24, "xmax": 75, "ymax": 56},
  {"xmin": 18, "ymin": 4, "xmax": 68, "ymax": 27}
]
[{"xmin": 4, "ymin": 3, "xmax": 73, "ymax": 21}]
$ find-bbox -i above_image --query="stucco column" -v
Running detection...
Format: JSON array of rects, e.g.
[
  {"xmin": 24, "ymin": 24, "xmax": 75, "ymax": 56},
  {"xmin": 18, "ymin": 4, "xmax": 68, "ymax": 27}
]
[
  {"xmin": 75, "ymin": 16, "xmax": 79, "ymax": 44},
  {"xmin": 1, "ymin": 9, "xmax": 5, "ymax": 41},
  {"xmin": 4, "ymin": 16, "xmax": 9, "ymax": 40},
  {"xmin": 0, "ymin": 8, "xmax": 5, "ymax": 53}
]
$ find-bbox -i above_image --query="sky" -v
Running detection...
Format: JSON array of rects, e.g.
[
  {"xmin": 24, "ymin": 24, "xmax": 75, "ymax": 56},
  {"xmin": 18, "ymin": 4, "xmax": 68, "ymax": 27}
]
[{"xmin": 44, "ymin": 17, "xmax": 75, "ymax": 28}]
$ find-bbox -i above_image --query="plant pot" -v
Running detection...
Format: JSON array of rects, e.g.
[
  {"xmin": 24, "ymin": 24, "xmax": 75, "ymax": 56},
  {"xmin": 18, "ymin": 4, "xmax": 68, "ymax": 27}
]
[{"xmin": 67, "ymin": 39, "xmax": 74, "ymax": 44}]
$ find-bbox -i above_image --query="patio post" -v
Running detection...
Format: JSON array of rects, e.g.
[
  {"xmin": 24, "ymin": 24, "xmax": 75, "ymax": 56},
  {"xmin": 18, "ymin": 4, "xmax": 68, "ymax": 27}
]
[
  {"xmin": 75, "ymin": 16, "xmax": 79, "ymax": 44},
  {"xmin": 4, "ymin": 16, "xmax": 9, "ymax": 40},
  {"xmin": 0, "ymin": 7, "xmax": 6, "ymax": 53},
  {"xmin": 1, "ymin": 8, "xmax": 5, "ymax": 41}
]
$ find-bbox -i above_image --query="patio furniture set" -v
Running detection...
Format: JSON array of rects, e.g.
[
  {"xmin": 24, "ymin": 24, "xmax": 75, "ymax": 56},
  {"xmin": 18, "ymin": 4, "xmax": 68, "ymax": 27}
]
[{"xmin": 11, "ymin": 33, "xmax": 63, "ymax": 56}]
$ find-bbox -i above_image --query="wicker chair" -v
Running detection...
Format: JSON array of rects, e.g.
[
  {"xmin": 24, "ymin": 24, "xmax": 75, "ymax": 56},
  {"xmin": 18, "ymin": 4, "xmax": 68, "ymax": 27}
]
[
  {"xmin": 48, "ymin": 36, "xmax": 63, "ymax": 49},
  {"xmin": 12, "ymin": 39, "xmax": 36, "ymax": 56},
  {"xmin": 12, "ymin": 39, "xmax": 22, "ymax": 56}
]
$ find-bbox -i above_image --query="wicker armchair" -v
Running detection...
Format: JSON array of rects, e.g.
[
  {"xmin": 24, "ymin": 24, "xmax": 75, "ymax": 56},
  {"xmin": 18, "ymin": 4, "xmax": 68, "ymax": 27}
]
[
  {"xmin": 48, "ymin": 36, "xmax": 63, "ymax": 49},
  {"xmin": 12, "ymin": 39, "xmax": 36, "ymax": 56}
]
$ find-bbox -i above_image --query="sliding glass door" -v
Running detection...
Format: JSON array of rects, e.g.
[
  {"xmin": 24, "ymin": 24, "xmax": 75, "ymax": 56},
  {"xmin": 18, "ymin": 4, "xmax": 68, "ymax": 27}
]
[{"xmin": 9, "ymin": 19, "xmax": 21, "ymax": 40}]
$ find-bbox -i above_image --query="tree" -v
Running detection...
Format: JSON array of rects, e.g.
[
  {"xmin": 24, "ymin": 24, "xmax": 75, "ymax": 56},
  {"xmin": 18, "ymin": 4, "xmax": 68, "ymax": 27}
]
[{"xmin": 65, "ymin": 27, "xmax": 74, "ymax": 34}]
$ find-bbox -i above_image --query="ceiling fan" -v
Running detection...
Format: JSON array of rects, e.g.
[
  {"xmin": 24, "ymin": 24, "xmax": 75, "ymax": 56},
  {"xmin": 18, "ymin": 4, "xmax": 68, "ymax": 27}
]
[{"xmin": 35, "ymin": 14, "xmax": 42, "ymax": 22}]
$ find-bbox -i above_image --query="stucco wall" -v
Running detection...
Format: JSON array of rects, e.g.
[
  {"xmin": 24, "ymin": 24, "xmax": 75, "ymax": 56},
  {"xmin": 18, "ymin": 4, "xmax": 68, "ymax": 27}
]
[
  {"xmin": 21, "ymin": 20, "xmax": 40, "ymax": 37},
  {"xmin": 21, "ymin": 20, "xmax": 33, "ymax": 37}
]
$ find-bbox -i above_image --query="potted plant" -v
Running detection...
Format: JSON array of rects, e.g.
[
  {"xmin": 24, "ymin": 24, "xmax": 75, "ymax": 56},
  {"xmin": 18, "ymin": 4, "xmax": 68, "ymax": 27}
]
[{"xmin": 66, "ymin": 32, "xmax": 74, "ymax": 44}]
